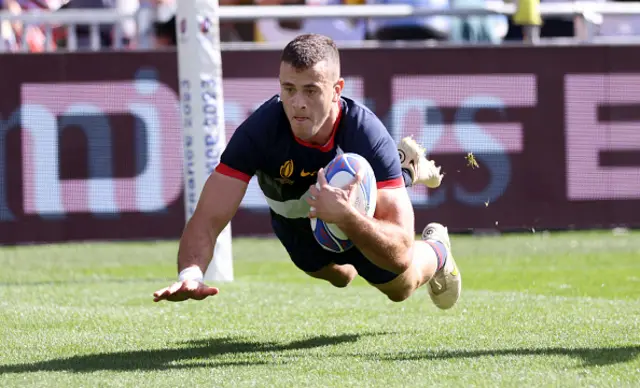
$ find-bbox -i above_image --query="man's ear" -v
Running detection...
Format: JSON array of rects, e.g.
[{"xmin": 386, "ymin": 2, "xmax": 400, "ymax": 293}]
[{"xmin": 333, "ymin": 78, "xmax": 345, "ymax": 102}]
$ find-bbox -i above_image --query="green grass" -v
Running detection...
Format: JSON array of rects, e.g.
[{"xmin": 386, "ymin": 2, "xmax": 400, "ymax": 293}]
[{"xmin": 1, "ymin": 230, "xmax": 639, "ymax": 387}]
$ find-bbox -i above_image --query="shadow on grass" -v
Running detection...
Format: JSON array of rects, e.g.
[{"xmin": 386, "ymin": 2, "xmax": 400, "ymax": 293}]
[
  {"xmin": 372, "ymin": 345, "xmax": 640, "ymax": 367},
  {"xmin": 0, "ymin": 332, "xmax": 372, "ymax": 373}
]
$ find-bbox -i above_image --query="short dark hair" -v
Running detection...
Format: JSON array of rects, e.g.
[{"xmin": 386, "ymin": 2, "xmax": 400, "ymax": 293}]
[{"xmin": 280, "ymin": 34, "xmax": 340, "ymax": 71}]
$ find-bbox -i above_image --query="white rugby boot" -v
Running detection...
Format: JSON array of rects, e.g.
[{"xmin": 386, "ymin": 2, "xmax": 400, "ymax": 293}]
[
  {"xmin": 422, "ymin": 223, "xmax": 462, "ymax": 310},
  {"xmin": 397, "ymin": 136, "xmax": 444, "ymax": 189}
]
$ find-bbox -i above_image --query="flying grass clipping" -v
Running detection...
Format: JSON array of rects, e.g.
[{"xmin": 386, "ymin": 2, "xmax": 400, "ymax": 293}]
[{"xmin": 465, "ymin": 152, "xmax": 479, "ymax": 169}]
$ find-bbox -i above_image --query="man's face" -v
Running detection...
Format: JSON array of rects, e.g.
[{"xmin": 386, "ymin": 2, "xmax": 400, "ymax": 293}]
[{"xmin": 279, "ymin": 60, "xmax": 343, "ymax": 142}]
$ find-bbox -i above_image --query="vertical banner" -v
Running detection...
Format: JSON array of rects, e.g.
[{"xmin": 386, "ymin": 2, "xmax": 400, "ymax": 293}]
[{"xmin": 176, "ymin": 0, "xmax": 234, "ymax": 282}]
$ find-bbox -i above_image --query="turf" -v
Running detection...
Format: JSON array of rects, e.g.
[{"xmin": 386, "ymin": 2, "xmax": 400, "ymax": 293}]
[{"xmin": 1, "ymin": 230, "xmax": 639, "ymax": 387}]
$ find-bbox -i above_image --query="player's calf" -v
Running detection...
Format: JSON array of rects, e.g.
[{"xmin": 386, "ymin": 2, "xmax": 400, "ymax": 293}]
[{"xmin": 306, "ymin": 263, "xmax": 357, "ymax": 288}]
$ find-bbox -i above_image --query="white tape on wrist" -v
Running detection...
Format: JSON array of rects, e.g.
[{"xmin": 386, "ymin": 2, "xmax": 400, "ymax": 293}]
[{"xmin": 178, "ymin": 266, "xmax": 204, "ymax": 283}]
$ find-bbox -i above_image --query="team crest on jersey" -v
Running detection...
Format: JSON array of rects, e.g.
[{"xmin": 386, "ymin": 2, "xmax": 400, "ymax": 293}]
[{"xmin": 276, "ymin": 159, "xmax": 295, "ymax": 185}]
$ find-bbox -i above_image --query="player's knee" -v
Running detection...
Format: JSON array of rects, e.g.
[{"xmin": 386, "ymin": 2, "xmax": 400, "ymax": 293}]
[
  {"xmin": 383, "ymin": 285, "xmax": 414, "ymax": 302},
  {"xmin": 306, "ymin": 264, "xmax": 356, "ymax": 288},
  {"xmin": 329, "ymin": 276, "xmax": 352, "ymax": 288},
  {"xmin": 335, "ymin": 268, "xmax": 358, "ymax": 288},
  {"xmin": 327, "ymin": 268, "xmax": 357, "ymax": 288}
]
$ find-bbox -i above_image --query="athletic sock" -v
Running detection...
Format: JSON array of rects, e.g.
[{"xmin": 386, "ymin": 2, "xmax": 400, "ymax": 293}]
[
  {"xmin": 401, "ymin": 168, "xmax": 413, "ymax": 188},
  {"xmin": 425, "ymin": 240, "xmax": 448, "ymax": 271}
]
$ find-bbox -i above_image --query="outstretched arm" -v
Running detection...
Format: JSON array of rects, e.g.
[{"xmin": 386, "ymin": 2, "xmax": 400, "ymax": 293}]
[{"xmin": 153, "ymin": 172, "xmax": 248, "ymax": 302}]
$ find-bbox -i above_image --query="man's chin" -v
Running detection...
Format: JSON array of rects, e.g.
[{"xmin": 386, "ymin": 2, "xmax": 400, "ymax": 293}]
[{"xmin": 291, "ymin": 127, "xmax": 314, "ymax": 141}]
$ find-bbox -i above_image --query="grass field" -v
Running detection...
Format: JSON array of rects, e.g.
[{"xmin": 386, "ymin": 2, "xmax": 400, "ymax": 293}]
[{"xmin": 1, "ymin": 230, "xmax": 639, "ymax": 387}]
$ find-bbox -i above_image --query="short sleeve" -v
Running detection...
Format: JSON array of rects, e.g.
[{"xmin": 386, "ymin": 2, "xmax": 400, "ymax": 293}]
[
  {"xmin": 215, "ymin": 96, "xmax": 277, "ymax": 182},
  {"xmin": 215, "ymin": 125, "xmax": 259, "ymax": 183},
  {"xmin": 343, "ymin": 111, "xmax": 404, "ymax": 190}
]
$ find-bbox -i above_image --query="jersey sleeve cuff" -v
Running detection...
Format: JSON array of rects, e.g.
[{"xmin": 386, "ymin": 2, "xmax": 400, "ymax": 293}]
[
  {"xmin": 215, "ymin": 163, "xmax": 252, "ymax": 183},
  {"xmin": 376, "ymin": 176, "xmax": 405, "ymax": 189}
]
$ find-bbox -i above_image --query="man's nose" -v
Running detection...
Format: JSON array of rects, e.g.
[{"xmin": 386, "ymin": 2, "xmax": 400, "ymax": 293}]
[{"xmin": 291, "ymin": 94, "xmax": 306, "ymax": 110}]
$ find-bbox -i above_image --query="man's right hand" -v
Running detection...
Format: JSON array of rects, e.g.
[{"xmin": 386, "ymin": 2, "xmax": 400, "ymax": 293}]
[
  {"xmin": 152, "ymin": 172, "xmax": 248, "ymax": 304},
  {"xmin": 152, "ymin": 280, "xmax": 219, "ymax": 303}
]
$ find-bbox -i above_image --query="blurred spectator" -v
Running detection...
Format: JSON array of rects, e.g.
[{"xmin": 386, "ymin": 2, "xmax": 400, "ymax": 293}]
[
  {"xmin": 150, "ymin": 0, "xmax": 254, "ymax": 47},
  {"xmin": 362, "ymin": 0, "xmax": 506, "ymax": 43},
  {"xmin": 448, "ymin": 0, "xmax": 508, "ymax": 44},
  {"xmin": 1, "ymin": 0, "xmax": 52, "ymax": 52},
  {"xmin": 152, "ymin": 0, "xmax": 176, "ymax": 47},
  {"xmin": 56, "ymin": 0, "xmax": 128, "ymax": 49},
  {"xmin": 152, "ymin": 15, "xmax": 175, "ymax": 47},
  {"xmin": 1, "ymin": 0, "xmax": 20, "ymax": 50},
  {"xmin": 254, "ymin": 0, "xmax": 366, "ymax": 43},
  {"xmin": 149, "ymin": 0, "xmax": 175, "ymax": 47},
  {"xmin": 219, "ymin": 0, "xmax": 258, "ymax": 42},
  {"xmin": 364, "ymin": 0, "xmax": 450, "ymax": 41}
]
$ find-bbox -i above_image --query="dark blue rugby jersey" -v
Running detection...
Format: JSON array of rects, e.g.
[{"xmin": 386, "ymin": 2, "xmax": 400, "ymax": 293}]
[{"xmin": 215, "ymin": 95, "xmax": 404, "ymax": 219}]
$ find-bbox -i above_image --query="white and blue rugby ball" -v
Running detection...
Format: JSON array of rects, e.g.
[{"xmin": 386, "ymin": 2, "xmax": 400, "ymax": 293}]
[{"xmin": 310, "ymin": 153, "xmax": 377, "ymax": 253}]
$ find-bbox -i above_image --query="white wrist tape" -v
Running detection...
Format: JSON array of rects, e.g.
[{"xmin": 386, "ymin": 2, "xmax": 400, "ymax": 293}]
[{"xmin": 178, "ymin": 266, "xmax": 204, "ymax": 282}]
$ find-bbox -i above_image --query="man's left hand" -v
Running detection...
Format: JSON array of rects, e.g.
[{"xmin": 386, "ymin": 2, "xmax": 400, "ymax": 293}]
[{"xmin": 306, "ymin": 168, "xmax": 362, "ymax": 224}]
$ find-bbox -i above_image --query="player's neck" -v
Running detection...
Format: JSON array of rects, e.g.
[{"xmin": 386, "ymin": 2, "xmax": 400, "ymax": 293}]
[{"xmin": 308, "ymin": 104, "xmax": 340, "ymax": 146}]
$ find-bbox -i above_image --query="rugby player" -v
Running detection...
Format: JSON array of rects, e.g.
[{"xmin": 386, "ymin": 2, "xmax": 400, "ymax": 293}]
[{"xmin": 153, "ymin": 33, "xmax": 461, "ymax": 309}]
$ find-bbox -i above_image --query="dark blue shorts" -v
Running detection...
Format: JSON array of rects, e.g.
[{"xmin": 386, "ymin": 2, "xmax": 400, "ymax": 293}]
[{"xmin": 270, "ymin": 213, "xmax": 399, "ymax": 285}]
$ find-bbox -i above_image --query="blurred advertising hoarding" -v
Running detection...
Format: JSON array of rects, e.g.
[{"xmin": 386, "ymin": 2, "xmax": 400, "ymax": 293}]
[{"xmin": 0, "ymin": 46, "xmax": 639, "ymax": 243}]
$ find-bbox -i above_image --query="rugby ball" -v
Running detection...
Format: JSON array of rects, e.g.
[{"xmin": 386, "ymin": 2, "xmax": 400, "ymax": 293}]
[{"xmin": 310, "ymin": 153, "xmax": 377, "ymax": 253}]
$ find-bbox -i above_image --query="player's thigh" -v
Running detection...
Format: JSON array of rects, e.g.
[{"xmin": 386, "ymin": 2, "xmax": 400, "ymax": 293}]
[{"xmin": 271, "ymin": 216, "xmax": 333, "ymax": 273}]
